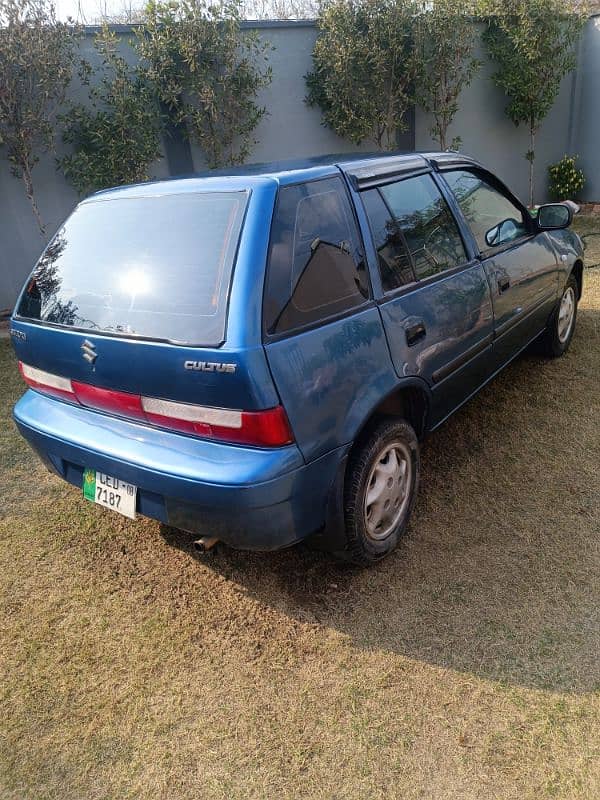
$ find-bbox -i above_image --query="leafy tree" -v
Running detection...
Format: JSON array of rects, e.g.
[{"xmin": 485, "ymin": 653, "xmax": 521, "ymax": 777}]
[
  {"xmin": 0, "ymin": 0, "xmax": 79, "ymax": 232},
  {"xmin": 137, "ymin": 0, "xmax": 272, "ymax": 168},
  {"xmin": 482, "ymin": 0, "xmax": 586, "ymax": 206},
  {"xmin": 414, "ymin": 0, "xmax": 481, "ymax": 151},
  {"xmin": 59, "ymin": 26, "xmax": 162, "ymax": 195},
  {"xmin": 305, "ymin": 0, "xmax": 417, "ymax": 150}
]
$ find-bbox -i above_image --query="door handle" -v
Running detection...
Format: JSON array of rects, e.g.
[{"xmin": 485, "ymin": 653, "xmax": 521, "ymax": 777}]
[
  {"xmin": 498, "ymin": 277, "xmax": 510, "ymax": 293},
  {"xmin": 405, "ymin": 321, "xmax": 426, "ymax": 346}
]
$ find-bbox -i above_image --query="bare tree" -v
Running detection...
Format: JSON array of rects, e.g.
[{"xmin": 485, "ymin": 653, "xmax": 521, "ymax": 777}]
[
  {"xmin": 88, "ymin": 0, "xmax": 146, "ymax": 24},
  {"xmin": 241, "ymin": 0, "xmax": 318, "ymax": 18}
]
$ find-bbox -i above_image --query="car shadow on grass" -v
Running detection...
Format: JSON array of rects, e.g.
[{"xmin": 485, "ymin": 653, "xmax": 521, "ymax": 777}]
[{"xmin": 160, "ymin": 303, "xmax": 600, "ymax": 695}]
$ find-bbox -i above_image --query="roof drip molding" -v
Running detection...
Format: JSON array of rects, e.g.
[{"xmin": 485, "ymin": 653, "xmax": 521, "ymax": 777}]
[
  {"xmin": 424, "ymin": 152, "xmax": 482, "ymax": 171},
  {"xmin": 343, "ymin": 154, "xmax": 431, "ymax": 190}
]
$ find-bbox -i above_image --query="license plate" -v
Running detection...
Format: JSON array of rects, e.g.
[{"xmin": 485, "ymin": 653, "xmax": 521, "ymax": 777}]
[{"xmin": 83, "ymin": 469, "xmax": 137, "ymax": 519}]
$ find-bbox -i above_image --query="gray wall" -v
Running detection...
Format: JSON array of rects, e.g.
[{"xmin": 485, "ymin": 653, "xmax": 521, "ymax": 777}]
[
  {"xmin": 573, "ymin": 15, "xmax": 600, "ymax": 200},
  {"xmin": 1, "ymin": 17, "xmax": 597, "ymax": 310}
]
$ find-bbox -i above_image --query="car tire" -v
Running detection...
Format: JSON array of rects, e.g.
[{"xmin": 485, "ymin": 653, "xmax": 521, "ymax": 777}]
[
  {"xmin": 540, "ymin": 274, "xmax": 579, "ymax": 358},
  {"xmin": 341, "ymin": 418, "xmax": 420, "ymax": 567}
]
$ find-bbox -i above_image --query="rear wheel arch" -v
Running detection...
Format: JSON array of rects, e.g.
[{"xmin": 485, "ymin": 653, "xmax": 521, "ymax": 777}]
[
  {"xmin": 315, "ymin": 381, "xmax": 429, "ymax": 557},
  {"xmin": 353, "ymin": 381, "xmax": 431, "ymax": 445}
]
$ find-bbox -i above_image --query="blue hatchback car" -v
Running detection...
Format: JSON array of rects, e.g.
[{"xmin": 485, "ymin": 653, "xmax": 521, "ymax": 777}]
[{"xmin": 10, "ymin": 152, "xmax": 584, "ymax": 565}]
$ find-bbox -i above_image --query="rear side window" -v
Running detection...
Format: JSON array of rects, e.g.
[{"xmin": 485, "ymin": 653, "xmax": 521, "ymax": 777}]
[
  {"xmin": 361, "ymin": 188, "xmax": 415, "ymax": 292},
  {"xmin": 264, "ymin": 177, "xmax": 368, "ymax": 335},
  {"xmin": 16, "ymin": 191, "xmax": 248, "ymax": 345},
  {"xmin": 379, "ymin": 174, "xmax": 467, "ymax": 280}
]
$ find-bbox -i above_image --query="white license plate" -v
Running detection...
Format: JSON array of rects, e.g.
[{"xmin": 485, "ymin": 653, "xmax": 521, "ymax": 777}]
[{"xmin": 83, "ymin": 469, "xmax": 137, "ymax": 519}]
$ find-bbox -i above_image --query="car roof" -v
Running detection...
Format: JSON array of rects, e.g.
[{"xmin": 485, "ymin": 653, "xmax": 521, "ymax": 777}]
[{"xmin": 84, "ymin": 151, "xmax": 482, "ymax": 202}]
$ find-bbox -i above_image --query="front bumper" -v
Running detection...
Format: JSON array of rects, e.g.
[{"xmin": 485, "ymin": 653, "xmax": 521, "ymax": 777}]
[{"xmin": 14, "ymin": 390, "xmax": 347, "ymax": 551}]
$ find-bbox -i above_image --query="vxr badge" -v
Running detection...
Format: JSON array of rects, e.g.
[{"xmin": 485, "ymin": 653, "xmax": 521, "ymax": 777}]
[{"xmin": 81, "ymin": 339, "xmax": 97, "ymax": 364}]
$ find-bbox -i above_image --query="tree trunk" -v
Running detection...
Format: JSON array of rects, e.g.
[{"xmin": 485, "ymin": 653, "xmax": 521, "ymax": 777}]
[
  {"xmin": 438, "ymin": 126, "xmax": 447, "ymax": 152},
  {"xmin": 22, "ymin": 161, "xmax": 45, "ymax": 236},
  {"xmin": 528, "ymin": 124, "xmax": 535, "ymax": 208}
]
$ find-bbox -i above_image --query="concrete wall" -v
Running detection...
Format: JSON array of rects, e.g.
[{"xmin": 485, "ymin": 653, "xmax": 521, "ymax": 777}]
[
  {"xmin": 0, "ymin": 17, "xmax": 596, "ymax": 310},
  {"xmin": 573, "ymin": 15, "xmax": 600, "ymax": 201}
]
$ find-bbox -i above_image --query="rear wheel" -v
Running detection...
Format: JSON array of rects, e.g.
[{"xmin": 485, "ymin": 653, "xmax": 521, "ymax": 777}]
[
  {"xmin": 342, "ymin": 418, "xmax": 420, "ymax": 566},
  {"xmin": 540, "ymin": 274, "xmax": 578, "ymax": 357}
]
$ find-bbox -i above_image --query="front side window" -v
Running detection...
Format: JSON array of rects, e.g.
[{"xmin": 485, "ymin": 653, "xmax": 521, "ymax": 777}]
[
  {"xmin": 378, "ymin": 174, "xmax": 467, "ymax": 281},
  {"xmin": 264, "ymin": 178, "xmax": 368, "ymax": 335},
  {"xmin": 443, "ymin": 169, "xmax": 529, "ymax": 251}
]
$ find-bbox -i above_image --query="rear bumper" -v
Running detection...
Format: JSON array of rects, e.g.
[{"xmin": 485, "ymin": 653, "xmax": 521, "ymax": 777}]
[{"xmin": 14, "ymin": 390, "xmax": 348, "ymax": 551}]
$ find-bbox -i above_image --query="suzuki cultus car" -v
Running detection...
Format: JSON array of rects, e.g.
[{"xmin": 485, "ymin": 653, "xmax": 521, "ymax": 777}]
[{"xmin": 10, "ymin": 153, "xmax": 584, "ymax": 565}]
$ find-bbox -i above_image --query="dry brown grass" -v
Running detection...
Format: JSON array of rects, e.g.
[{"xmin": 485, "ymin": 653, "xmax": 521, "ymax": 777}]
[
  {"xmin": 0, "ymin": 272, "xmax": 599, "ymax": 800},
  {"xmin": 574, "ymin": 214, "xmax": 600, "ymax": 268}
]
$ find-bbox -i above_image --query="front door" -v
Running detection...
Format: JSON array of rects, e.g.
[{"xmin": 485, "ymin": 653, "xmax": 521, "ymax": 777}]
[{"xmin": 441, "ymin": 168, "xmax": 559, "ymax": 366}]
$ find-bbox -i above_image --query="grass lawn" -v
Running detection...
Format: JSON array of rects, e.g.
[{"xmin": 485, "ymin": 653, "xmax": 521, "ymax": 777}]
[
  {"xmin": 1, "ymin": 266, "xmax": 599, "ymax": 799},
  {"xmin": 574, "ymin": 215, "xmax": 600, "ymax": 268}
]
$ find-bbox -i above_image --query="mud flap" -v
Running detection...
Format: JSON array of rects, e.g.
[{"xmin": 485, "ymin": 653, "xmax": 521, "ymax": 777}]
[{"xmin": 305, "ymin": 453, "xmax": 349, "ymax": 554}]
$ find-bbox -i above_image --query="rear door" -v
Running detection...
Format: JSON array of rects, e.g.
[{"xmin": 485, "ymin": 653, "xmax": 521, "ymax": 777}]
[
  {"xmin": 262, "ymin": 175, "xmax": 399, "ymax": 461},
  {"xmin": 441, "ymin": 168, "xmax": 560, "ymax": 366},
  {"xmin": 357, "ymin": 171, "xmax": 495, "ymax": 427}
]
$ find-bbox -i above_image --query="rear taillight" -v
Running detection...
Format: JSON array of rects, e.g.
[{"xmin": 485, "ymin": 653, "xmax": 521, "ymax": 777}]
[
  {"xmin": 141, "ymin": 398, "xmax": 293, "ymax": 447},
  {"xmin": 72, "ymin": 380, "xmax": 146, "ymax": 421},
  {"xmin": 19, "ymin": 362, "xmax": 77, "ymax": 403},
  {"xmin": 18, "ymin": 362, "xmax": 294, "ymax": 448}
]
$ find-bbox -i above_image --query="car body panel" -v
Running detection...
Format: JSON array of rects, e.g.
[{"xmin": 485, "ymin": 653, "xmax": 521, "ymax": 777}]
[
  {"xmin": 14, "ymin": 390, "xmax": 347, "ymax": 549},
  {"xmin": 377, "ymin": 263, "xmax": 495, "ymax": 426},
  {"xmin": 264, "ymin": 306, "xmax": 399, "ymax": 462},
  {"xmin": 9, "ymin": 320, "xmax": 280, "ymax": 411},
  {"xmin": 545, "ymin": 227, "xmax": 585, "ymax": 289},
  {"xmin": 480, "ymin": 234, "xmax": 560, "ymax": 366}
]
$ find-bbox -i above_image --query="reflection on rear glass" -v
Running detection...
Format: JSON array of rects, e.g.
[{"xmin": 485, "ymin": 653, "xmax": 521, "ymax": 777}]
[{"xmin": 17, "ymin": 191, "xmax": 248, "ymax": 345}]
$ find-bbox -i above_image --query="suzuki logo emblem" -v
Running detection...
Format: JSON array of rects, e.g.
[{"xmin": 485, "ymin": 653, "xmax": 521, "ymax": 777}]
[{"xmin": 81, "ymin": 339, "xmax": 97, "ymax": 364}]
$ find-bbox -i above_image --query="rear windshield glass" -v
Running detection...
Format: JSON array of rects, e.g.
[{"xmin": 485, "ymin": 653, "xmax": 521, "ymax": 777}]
[{"xmin": 16, "ymin": 191, "xmax": 248, "ymax": 345}]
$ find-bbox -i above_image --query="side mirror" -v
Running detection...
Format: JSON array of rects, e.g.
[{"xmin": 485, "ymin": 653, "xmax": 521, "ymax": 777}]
[
  {"xmin": 537, "ymin": 203, "xmax": 572, "ymax": 230},
  {"xmin": 485, "ymin": 218, "xmax": 520, "ymax": 247}
]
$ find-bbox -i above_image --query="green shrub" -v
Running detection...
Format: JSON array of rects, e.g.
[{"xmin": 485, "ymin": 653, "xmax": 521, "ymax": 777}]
[
  {"xmin": 305, "ymin": 0, "xmax": 417, "ymax": 150},
  {"xmin": 59, "ymin": 27, "xmax": 162, "ymax": 196},
  {"xmin": 137, "ymin": 0, "xmax": 272, "ymax": 169},
  {"xmin": 547, "ymin": 155, "xmax": 585, "ymax": 201},
  {"xmin": 0, "ymin": 0, "xmax": 80, "ymax": 232}
]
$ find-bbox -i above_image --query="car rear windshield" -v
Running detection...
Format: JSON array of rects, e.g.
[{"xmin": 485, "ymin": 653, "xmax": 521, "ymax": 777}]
[{"xmin": 16, "ymin": 191, "xmax": 248, "ymax": 345}]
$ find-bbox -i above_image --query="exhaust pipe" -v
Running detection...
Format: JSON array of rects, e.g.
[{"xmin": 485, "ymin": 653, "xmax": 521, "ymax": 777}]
[{"xmin": 193, "ymin": 536, "xmax": 219, "ymax": 553}]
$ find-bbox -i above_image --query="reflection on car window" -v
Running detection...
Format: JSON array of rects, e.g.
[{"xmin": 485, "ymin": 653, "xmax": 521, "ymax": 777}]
[
  {"xmin": 265, "ymin": 178, "xmax": 368, "ymax": 335},
  {"xmin": 379, "ymin": 175, "xmax": 466, "ymax": 280},
  {"xmin": 16, "ymin": 192, "xmax": 248, "ymax": 345},
  {"xmin": 362, "ymin": 189, "xmax": 415, "ymax": 291},
  {"xmin": 444, "ymin": 169, "xmax": 528, "ymax": 251}
]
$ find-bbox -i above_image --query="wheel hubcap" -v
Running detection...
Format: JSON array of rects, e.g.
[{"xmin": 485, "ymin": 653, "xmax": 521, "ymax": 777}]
[
  {"xmin": 557, "ymin": 286, "xmax": 575, "ymax": 343},
  {"xmin": 364, "ymin": 442, "xmax": 412, "ymax": 541}
]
